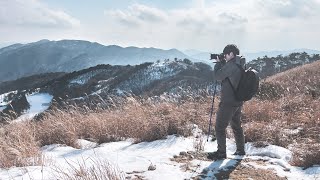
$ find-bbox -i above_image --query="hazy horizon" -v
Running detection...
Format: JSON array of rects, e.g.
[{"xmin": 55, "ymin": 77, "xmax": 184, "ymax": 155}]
[
  {"xmin": 1, "ymin": 39, "xmax": 319, "ymax": 55},
  {"xmin": 1, "ymin": 0, "xmax": 320, "ymax": 52}
]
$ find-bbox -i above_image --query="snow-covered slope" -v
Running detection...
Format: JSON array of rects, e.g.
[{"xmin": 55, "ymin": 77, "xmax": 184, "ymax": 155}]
[
  {"xmin": 46, "ymin": 60, "xmax": 214, "ymax": 100},
  {"xmin": 0, "ymin": 91, "xmax": 18, "ymax": 110},
  {"xmin": 14, "ymin": 93, "xmax": 53, "ymax": 122},
  {"xmin": 115, "ymin": 60, "xmax": 190, "ymax": 94},
  {"xmin": 0, "ymin": 133, "xmax": 318, "ymax": 179}
]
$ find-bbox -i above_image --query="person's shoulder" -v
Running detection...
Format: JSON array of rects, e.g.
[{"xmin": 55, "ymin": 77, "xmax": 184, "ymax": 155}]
[
  {"xmin": 228, "ymin": 60, "xmax": 240, "ymax": 71},
  {"xmin": 235, "ymin": 55, "xmax": 246, "ymax": 68}
]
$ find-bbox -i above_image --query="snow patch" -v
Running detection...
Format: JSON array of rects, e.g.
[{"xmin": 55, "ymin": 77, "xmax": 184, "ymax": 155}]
[
  {"xmin": 0, "ymin": 106, "xmax": 5, "ymax": 111},
  {"xmin": 77, "ymin": 139, "xmax": 98, "ymax": 149},
  {"xmin": 245, "ymin": 143, "xmax": 292, "ymax": 161},
  {"xmin": 14, "ymin": 93, "xmax": 53, "ymax": 122}
]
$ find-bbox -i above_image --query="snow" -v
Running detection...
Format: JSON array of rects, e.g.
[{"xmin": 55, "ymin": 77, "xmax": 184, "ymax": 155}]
[
  {"xmin": 1, "ymin": 132, "xmax": 319, "ymax": 180},
  {"xmin": 14, "ymin": 93, "xmax": 53, "ymax": 122},
  {"xmin": 116, "ymin": 60, "xmax": 188, "ymax": 93},
  {"xmin": 283, "ymin": 127, "xmax": 303, "ymax": 135},
  {"xmin": 69, "ymin": 69, "xmax": 108, "ymax": 86},
  {"xmin": 0, "ymin": 90, "xmax": 18, "ymax": 106},
  {"xmin": 69, "ymin": 72, "xmax": 96, "ymax": 85}
]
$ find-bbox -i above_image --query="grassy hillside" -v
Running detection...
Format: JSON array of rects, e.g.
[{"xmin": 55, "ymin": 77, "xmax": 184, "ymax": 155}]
[
  {"xmin": 244, "ymin": 60, "xmax": 320, "ymax": 167},
  {"xmin": 265, "ymin": 60, "xmax": 320, "ymax": 96}
]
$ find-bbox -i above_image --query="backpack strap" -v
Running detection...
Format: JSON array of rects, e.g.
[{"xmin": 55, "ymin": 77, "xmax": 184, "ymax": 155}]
[
  {"xmin": 227, "ymin": 77, "xmax": 237, "ymax": 94},
  {"xmin": 227, "ymin": 63, "xmax": 244, "ymax": 94},
  {"xmin": 235, "ymin": 63, "xmax": 245, "ymax": 71}
]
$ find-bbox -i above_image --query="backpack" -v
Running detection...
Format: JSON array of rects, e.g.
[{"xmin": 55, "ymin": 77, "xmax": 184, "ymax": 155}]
[{"xmin": 227, "ymin": 64, "xmax": 259, "ymax": 101}]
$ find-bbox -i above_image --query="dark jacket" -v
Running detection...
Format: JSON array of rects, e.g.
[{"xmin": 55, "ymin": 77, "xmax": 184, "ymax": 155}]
[{"xmin": 213, "ymin": 55, "xmax": 246, "ymax": 106}]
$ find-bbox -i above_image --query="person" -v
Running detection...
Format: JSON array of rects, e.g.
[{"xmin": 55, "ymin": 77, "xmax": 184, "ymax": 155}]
[{"xmin": 208, "ymin": 44, "xmax": 246, "ymax": 160}]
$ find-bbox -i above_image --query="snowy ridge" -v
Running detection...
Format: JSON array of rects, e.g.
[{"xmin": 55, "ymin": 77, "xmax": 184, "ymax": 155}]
[
  {"xmin": 0, "ymin": 90, "xmax": 18, "ymax": 110},
  {"xmin": 116, "ymin": 60, "xmax": 190, "ymax": 93},
  {"xmin": 1, "ymin": 60, "xmax": 214, "ymax": 103},
  {"xmin": 69, "ymin": 69, "xmax": 105, "ymax": 85}
]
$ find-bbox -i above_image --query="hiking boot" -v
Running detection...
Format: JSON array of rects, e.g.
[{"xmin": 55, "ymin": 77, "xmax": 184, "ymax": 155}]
[
  {"xmin": 207, "ymin": 151, "xmax": 226, "ymax": 160},
  {"xmin": 233, "ymin": 150, "xmax": 245, "ymax": 156}
]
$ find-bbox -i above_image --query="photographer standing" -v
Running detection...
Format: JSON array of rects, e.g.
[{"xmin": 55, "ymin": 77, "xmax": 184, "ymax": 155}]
[{"xmin": 208, "ymin": 44, "xmax": 246, "ymax": 160}]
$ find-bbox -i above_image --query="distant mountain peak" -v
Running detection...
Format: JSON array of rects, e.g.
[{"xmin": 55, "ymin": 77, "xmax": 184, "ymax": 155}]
[{"xmin": 36, "ymin": 39, "xmax": 50, "ymax": 43}]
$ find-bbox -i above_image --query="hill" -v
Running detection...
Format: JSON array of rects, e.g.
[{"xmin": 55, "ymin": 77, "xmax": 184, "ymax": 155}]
[
  {"xmin": 0, "ymin": 59, "xmax": 215, "ymax": 121},
  {"xmin": 244, "ymin": 60, "xmax": 320, "ymax": 168},
  {"xmin": 247, "ymin": 52, "xmax": 320, "ymax": 79},
  {"xmin": 265, "ymin": 59, "xmax": 320, "ymax": 94}
]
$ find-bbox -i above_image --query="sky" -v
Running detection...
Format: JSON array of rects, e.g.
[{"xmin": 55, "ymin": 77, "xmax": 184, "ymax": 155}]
[{"xmin": 0, "ymin": 0, "xmax": 320, "ymax": 52}]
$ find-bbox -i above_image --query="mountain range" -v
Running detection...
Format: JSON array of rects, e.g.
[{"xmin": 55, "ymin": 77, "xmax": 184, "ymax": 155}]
[{"xmin": 0, "ymin": 40, "xmax": 189, "ymax": 82}]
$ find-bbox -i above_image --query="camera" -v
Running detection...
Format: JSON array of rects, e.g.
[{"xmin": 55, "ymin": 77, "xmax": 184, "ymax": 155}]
[{"xmin": 210, "ymin": 53, "xmax": 224, "ymax": 60}]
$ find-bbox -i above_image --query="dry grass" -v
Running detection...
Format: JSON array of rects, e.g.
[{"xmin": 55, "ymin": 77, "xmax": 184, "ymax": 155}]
[
  {"xmin": 34, "ymin": 95, "xmax": 213, "ymax": 145},
  {"xmin": 291, "ymin": 143, "xmax": 320, "ymax": 169},
  {"xmin": 34, "ymin": 111, "xmax": 79, "ymax": 148},
  {"xmin": 52, "ymin": 156, "xmax": 125, "ymax": 180},
  {"xmin": 265, "ymin": 60, "xmax": 320, "ymax": 97},
  {"xmin": 0, "ymin": 122, "xmax": 42, "ymax": 168},
  {"xmin": 242, "ymin": 99, "xmax": 281, "ymax": 123}
]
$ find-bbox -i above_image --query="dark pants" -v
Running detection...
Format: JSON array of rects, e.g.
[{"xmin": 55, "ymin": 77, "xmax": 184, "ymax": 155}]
[{"xmin": 215, "ymin": 103, "xmax": 245, "ymax": 153}]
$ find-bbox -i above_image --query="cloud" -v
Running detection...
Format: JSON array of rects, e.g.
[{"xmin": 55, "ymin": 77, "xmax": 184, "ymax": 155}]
[
  {"xmin": 105, "ymin": 3, "xmax": 248, "ymax": 34},
  {"xmin": 0, "ymin": 0, "xmax": 80, "ymax": 28},
  {"xmin": 103, "ymin": 2, "xmax": 250, "ymax": 51},
  {"xmin": 256, "ymin": 0, "xmax": 320, "ymax": 18},
  {"xmin": 132, "ymin": 4, "xmax": 168, "ymax": 22},
  {"xmin": 218, "ymin": 13, "xmax": 248, "ymax": 24},
  {"xmin": 105, "ymin": 4, "xmax": 168, "ymax": 27},
  {"xmin": 2, "ymin": 0, "xmax": 317, "ymax": 52},
  {"xmin": 106, "ymin": 9, "xmax": 141, "ymax": 27},
  {"xmin": 101, "ymin": 1, "xmax": 320, "ymax": 51}
]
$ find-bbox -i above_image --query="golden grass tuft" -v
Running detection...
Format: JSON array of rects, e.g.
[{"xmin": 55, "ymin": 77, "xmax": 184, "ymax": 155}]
[
  {"xmin": 291, "ymin": 143, "xmax": 320, "ymax": 169},
  {"xmin": 0, "ymin": 122, "xmax": 42, "ymax": 168},
  {"xmin": 52, "ymin": 156, "xmax": 125, "ymax": 180}
]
